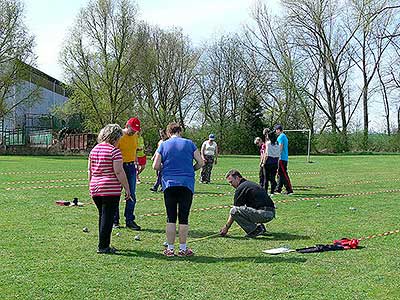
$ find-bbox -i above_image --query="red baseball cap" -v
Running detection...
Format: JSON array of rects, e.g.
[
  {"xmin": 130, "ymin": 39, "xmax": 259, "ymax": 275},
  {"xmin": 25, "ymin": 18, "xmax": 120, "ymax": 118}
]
[{"xmin": 126, "ymin": 117, "xmax": 141, "ymax": 132}]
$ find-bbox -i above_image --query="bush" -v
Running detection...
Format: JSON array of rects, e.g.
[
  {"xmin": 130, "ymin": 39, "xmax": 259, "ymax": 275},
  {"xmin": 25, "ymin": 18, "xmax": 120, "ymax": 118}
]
[
  {"xmin": 284, "ymin": 131, "xmax": 309, "ymax": 155},
  {"xmin": 314, "ymin": 132, "xmax": 349, "ymax": 153},
  {"xmin": 314, "ymin": 132, "xmax": 400, "ymax": 153}
]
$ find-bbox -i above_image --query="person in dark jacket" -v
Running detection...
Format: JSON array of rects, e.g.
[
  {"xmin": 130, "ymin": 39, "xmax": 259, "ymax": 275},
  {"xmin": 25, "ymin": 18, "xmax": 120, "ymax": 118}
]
[{"xmin": 219, "ymin": 169, "xmax": 275, "ymax": 238}]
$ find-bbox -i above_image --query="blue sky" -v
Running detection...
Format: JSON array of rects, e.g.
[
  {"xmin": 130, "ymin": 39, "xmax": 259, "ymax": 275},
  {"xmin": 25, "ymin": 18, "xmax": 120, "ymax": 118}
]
[{"xmin": 24, "ymin": 0, "xmax": 280, "ymax": 80}]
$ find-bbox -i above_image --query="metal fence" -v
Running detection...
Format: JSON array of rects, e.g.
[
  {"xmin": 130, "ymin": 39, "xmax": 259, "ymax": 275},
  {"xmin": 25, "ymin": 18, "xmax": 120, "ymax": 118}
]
[
  {"xmin": 2, "ymin": 128, "xmax": 26, "ymax": 146},
  {"xmin": 29, "ymin": 130, "xmax": 53, "ymax": 147},
  {"xmin": 62, "ymin": 133, "xmax": 97, "ymax": 151},
  {"xmin": 0, "ymin": 115, "xmax": 96, "ymax": 151}
]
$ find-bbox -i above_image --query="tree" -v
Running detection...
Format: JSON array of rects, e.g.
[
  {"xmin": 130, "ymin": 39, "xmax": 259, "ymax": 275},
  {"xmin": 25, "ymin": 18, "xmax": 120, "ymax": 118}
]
[
  {"xmin": 135, "ymin": 26, "xmax": 200, "ymax": 129},
  {"xmin": 350, "ymin": 0, "xmax": 400, "ymax": 147},
  {"xmin": 196, "ymin": 35, "xmax": 247, "ymax": 146},
  {"xmin": 60, "ymin": 0, "xmax": 142, "ymax": 131},
  {"xmin": 281, "ymin": 0, "xmax": 364, "ymax": 150},
  {"xmin": 389, "ymin": 40, "xmax": 400, "ymax": 132},
  {"xmin": 243, "ymin": 3, "xmax": 317, "ymax": 132},
  {"xmin": 0, "ymin": 0, "xmax": 35, "ymax": 119}
]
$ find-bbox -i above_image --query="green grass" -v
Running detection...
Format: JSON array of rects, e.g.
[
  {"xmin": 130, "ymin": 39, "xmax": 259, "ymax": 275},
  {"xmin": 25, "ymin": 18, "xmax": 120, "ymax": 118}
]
[{"xmin": 0, "ymin": 154, "xmax": 399, "ymax": 300}]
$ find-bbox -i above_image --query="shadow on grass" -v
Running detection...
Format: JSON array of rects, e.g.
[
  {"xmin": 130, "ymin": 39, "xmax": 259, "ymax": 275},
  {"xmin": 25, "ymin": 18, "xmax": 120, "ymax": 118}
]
[
  {"xmin": 274, "ymin": 192, "xmax": 346, "ymax": 199},
  {"xmin": 115, "ymin": 249, "xmax": 307, "ymax": 264},
  {"xmin": 141, "ymin": 228, "xmax": 220, "ymax": 238},
  {"xmin": 223, "ymin": 231, "xmax": 310, "ymax": 241}
]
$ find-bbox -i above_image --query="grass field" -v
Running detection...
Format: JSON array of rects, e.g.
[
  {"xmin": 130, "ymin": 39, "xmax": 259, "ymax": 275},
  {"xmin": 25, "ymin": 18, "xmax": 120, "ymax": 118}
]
[{"xmin": 1, "ymin": 154, "xmax": 400, "ymax": 300}]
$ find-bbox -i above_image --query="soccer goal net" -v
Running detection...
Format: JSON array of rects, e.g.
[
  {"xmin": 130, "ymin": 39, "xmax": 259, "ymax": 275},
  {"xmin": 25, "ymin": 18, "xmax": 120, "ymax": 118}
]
[{"xmin": 283, "ymin": 129, "xmax": 312, "ymax": 163}]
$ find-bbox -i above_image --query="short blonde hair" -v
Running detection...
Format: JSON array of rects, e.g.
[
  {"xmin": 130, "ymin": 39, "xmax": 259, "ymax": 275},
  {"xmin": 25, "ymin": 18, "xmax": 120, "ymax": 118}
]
[
  {"xmin": 254, "ymin": 137, "xmax": 262, "ymax": 144},
  {"xmin": 97, "ymin": 124, "xmax": 123, "ymax": 144}
]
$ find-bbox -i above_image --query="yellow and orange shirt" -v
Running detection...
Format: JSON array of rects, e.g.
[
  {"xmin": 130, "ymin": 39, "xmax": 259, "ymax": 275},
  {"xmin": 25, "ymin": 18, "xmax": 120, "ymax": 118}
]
[{"xmin": 117, "ymin": 133, "xmax": 138, "ymax": 163}]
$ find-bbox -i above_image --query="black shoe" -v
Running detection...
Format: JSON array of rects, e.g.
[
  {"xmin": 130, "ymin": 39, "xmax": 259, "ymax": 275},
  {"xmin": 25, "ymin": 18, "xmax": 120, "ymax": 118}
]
[
  {"xmin": 97, "ymin": 246, "xmax": 116, "ymax": 254},
  {"xmin": 150, "ymin": 187, "xmax": 157, "ymax": 192},
  {"xmin": 126, "ymin": 221, "xmax": 141, "ymax": 231},
  {"xmin": 245, "ymin": 225, "xmax": 265, "ymax": 238}
]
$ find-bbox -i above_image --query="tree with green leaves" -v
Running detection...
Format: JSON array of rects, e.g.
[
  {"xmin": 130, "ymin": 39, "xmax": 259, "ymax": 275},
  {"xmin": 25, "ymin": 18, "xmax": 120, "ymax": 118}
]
[
  {"xmin": 135, "ymin": 26, "xmax": 200, "ymax": 130},
  {"xmin": 60, "ymin": 0, "xmax": 142, "ymax": 131}
]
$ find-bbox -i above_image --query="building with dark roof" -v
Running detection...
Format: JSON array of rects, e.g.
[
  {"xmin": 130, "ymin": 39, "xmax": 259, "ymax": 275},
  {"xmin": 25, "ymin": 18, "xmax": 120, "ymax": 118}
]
[{"xmin": 1, "ymin": 62, "xmax": 69, "ymax": 130}]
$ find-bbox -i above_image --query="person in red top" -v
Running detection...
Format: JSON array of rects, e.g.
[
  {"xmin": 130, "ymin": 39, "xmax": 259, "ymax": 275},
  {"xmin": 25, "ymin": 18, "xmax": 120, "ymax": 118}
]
[
  {"xmin": 254, "ymin": 137, "xmax": 266, "ymax": 188},
  {"xmin": 89, "ymin": 124, "xmax": 131, "ymax": 254}
]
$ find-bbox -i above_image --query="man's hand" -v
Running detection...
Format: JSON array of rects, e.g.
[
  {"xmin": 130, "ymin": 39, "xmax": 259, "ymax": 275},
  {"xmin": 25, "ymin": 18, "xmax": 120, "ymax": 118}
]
[{"xmin": 220, "ymin": 225, "xmax": 229, "ymax": 237}]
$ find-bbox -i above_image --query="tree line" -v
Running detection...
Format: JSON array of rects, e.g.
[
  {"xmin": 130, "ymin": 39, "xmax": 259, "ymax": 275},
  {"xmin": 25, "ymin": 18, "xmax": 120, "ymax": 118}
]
[{"xmin": 1, "ymin": 0, "xmax": 400, "ymax": 153}]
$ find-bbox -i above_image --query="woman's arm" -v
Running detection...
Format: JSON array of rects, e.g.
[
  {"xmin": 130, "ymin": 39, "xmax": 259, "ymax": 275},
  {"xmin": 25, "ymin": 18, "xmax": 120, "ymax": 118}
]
[
  {"xmin": 113, "ymin": 160, "xmax": 131, "ymax": 200},
  {"xmin": 214, "ymin": 145, "xmax": 218, "ymax": 164},
  {"xmin": 88, "ymin": 158, "xmax": 92, "ymax": 181},
  {"xmin": 193, "ymin": 149, "xmax": 204, "ymax": 171},
  {"xmin": 200, "ymin": 142, "xmax": 206, "ymax": 161},
  {"xmin": 152, "ymin": 152, "xmax": 162, "ymax": 171},
  {"xmin": 262, "ymin": 144, "xmax": 269, "ymax": 165}
]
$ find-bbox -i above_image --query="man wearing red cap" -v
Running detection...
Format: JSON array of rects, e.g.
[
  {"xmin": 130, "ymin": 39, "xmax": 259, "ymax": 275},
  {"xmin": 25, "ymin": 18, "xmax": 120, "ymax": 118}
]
[{"xmin": 113, "ymin": 117, "xmax": 141, "ymax": 230}]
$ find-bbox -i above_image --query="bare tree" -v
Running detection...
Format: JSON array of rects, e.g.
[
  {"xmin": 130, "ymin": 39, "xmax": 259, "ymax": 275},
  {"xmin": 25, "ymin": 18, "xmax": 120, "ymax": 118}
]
[
  {"xmin": 389, "ymin": 40, "xmax": 400, "ymax": 132},
  {"xmin": 243, "ymin": 3, "xmax": 317, "ymax": 132},
  {"xmin": 0, "ymin": 0, "xmax": 36, "ymax": 119},
  {"xmin": 60, "ymin": 0, "xmax": 141, "ymax": 130},
  {"xmin": 281, "ymin": 0, "xmax": 365, "ymax": 149},
  {"xmin": 349, "ymin": 0, "xmax": 400, "ymax": 147},
  {"xmin": 196, "ymin": 35, "xmax": 247, "ymax": 141},
  {"xmin": 377, "ymin": 62, "xmax": 392, "ymax": 135}
]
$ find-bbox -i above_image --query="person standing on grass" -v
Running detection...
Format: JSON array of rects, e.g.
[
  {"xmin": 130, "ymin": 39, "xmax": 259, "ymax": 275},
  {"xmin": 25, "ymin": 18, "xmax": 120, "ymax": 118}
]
[
  {"xmin": 200, "ymin": 134, "xmax": 218, "ymax": 184},
  {"xmin": 274, "ymin": 124, "xmax": 293, "ymax": 195},
  {"xmin": 262, "ymin": 131, "xmax": 280, "ymax": 195},
  {"xmin": 263, "ymin": 127, "xmax": 270, "ymax": 142},
  {"xmin": 150, "ymin": 129, "xmax": 168, "ymax": 192},
  {"xmin": 89, "ymin": 124, "xmax": 131, "ymax": 254},
  {"xmin": 254, "ymin": 137, "xmax": 266, "ymax": 188},
  {"xmin": 136, "ymin": 130, "xmax": 146, "ymax": 184},
  {"xmin": 220, "ymin": 169, "xmax": 275, "ymax": 238},
  {"xmin": 113, "ymin": 117, "xmax": 141, "ymax": 230},
  {"xmin": 152, "ymin": 122, "xmax": 204, "ymax": 257}
]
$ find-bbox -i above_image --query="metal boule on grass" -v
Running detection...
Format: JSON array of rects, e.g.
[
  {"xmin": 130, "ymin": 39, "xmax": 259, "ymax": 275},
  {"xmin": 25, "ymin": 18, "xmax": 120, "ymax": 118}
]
[
  {"xmin": 134, "ymin": 235, "xmax": 140, "ymax": 241},
  {"xmin": 349, "ymin": 207, "xmax": 357, "ymax": 211},
  {"xmin": 116, "ymin": 232, "xmax": 121, "ymax": 237},
  {"xmin": 82, "ymin": 227, "xmax": 89, "ymax": 233},
  {"xmin": 316, "ymin": 203, "xmax": 321, "ymax": 207}
]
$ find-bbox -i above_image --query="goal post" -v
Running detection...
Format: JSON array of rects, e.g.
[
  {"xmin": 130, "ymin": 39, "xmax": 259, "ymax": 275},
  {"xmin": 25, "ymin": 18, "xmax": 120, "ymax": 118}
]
[{"xmin": 283, "ymin": 129, "xmax": 312, "ymax": 163}]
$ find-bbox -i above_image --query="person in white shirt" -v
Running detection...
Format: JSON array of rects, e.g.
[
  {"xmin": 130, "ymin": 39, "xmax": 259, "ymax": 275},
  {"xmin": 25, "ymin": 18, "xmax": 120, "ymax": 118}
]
[
  {"xmin": 262, "ymin": 131, "xmax": 280, "ymax": 194},
  {"xmin": 200, "ymin": 134, "xmax": 218, "ymax": 183}
]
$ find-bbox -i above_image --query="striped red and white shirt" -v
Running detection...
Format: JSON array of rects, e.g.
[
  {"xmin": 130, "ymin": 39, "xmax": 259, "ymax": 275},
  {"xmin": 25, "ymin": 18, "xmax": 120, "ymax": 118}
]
[{"xmin": 89, "ymin": 143, "xmax": 123, "ymax": 197}]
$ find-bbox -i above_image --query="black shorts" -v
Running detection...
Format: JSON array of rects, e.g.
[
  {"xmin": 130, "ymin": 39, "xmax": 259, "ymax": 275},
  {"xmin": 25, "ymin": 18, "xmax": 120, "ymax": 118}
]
[{"xmin": 163, "ymin": 186, "xmax": 193, "ymax": 224}]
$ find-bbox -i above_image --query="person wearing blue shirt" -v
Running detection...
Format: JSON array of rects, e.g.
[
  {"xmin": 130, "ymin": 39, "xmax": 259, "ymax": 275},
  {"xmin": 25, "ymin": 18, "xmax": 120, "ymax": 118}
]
[
  {"xmin": 152, "ymin": 122, "xmax": 204, "ymax": 257},
  {"xmin": 275, "ymin": 124, "xmax": 293, "ymax": 195}
]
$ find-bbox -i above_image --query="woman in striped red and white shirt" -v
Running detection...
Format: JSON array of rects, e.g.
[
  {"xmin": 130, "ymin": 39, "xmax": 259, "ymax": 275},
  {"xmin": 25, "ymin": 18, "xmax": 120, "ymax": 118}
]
[{"xmin": 88, "ymin": 124, "xmax": 131, "ymax": 254}]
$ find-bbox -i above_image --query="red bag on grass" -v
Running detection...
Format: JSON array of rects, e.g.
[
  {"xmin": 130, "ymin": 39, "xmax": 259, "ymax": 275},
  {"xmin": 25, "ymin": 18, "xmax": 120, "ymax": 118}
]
[{"xmin": 333, "ymin": 238, "xmax": 359, "ymax": 249}]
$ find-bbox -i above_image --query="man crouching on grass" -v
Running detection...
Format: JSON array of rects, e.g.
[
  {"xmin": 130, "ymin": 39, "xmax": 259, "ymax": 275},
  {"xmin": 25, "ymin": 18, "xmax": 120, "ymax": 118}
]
[{"xmin": 220, "ymin": 169, "xmax": 275, "ymax": 238}]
